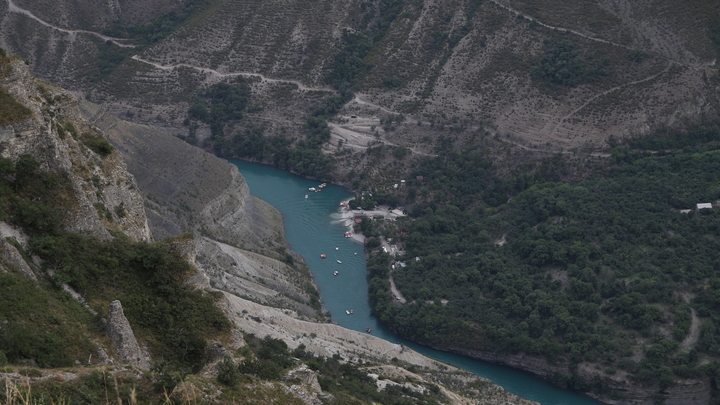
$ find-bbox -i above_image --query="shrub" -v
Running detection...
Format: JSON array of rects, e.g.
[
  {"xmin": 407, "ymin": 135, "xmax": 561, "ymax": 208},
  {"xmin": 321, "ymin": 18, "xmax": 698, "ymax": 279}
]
[
  {"xmin": 80, "ymin": 132, "xmax": 114, "ymax": 157},
  {"xmin": 217, "ymin": 356, "xmax": 239, "ymax": 386}
]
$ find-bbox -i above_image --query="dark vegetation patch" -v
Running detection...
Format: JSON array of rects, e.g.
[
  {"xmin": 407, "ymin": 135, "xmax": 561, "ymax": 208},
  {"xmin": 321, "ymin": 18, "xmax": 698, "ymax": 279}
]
[
  {"xmin": 80, "ymin": 131, "xmax": 114, "ymax": 157},
  {"xmin": 367, "ymin": 122, "xmax": 720, "ymax": 395},
  {"xmin": 531, "ymin": 40, "xmax": 609, "ymax": 87},
  {"xmin": 0, "ymin": 50, "xmax": 32, "ymax": 125},
  {"xmin": 0, "ymin": 155, "xmax": 229, "ymax": 373},
  {"xmin": 0, "ymin": 89, "xmax": 32, "ymax": 126},
  {"xmin": 185, "ymin": 80, "xmax": 333, "ymax": 178},
  {"xmin": 0, "ymin": 270, "xmax": 98, "ymax": 368}
]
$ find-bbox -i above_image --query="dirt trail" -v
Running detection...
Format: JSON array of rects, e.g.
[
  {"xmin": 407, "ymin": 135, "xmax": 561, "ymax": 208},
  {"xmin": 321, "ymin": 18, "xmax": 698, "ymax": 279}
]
[
  {"xmin": 549, "ymin": 61, "xmax": 674, "ymax": 138},
  {"xmin": 487, "ymin": 0, "xmax": 707, "ymax": 69},
  {"xmin": 680, "ymin": 308, "xmax": 701, "ymax": 352},
  {"xmin": 131, "ymin": 56, "xmax": 332, "ymax": 91},
  {"xmin": 5, "ymin": 0, "xmax": 136, "ymax": 47},
  {"xmin": 488, "ymin": 0, "xmax": 630, "ymax": 50}
]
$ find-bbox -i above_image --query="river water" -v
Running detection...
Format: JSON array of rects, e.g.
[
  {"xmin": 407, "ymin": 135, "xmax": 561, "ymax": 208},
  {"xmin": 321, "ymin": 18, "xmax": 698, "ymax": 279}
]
[{"xmin": 229, "ymin": 159, "xmax": 602, "ymax": 405}]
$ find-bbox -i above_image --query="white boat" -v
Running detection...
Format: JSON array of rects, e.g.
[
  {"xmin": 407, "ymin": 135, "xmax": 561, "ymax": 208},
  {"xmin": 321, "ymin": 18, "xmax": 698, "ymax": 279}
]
[
  {"xmin": 335, "ymin": 246, "xmax": 339, "ymax": 250},
  {"xmin": 309, "ymin": 187, "xmax": 316, "ymax": 192},
  {"xmin": 337, "ymin": 260, "xmax": 342, "ymax": 264},
  {"xmin": 304, "ymin": 194, "xmax": 308, "ymax": 199},
  {"xmin": 333, "ymin": 271, "xmax": 339, "ymax": 276}
]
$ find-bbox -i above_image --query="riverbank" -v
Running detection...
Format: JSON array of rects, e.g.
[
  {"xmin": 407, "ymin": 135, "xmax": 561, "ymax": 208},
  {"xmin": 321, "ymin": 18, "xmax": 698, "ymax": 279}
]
[
  {"xmin": 337, "ymin": 201, "xmax": 406, "ymax": 243},
  {"xmin": 230, "ymin": 159, "xmax": 605, "ymax": 405}
]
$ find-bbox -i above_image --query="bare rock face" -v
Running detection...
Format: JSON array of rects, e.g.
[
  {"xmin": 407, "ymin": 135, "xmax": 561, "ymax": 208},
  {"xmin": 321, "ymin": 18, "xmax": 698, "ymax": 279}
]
[
  {"xmin": 106, "ymin": 300, "xmax": 150, "ymax": 369},
  {"xmin": 0, "ymin": 58, "xmax": 151, "ymax": 242},
  {"xmin": 285, "ymin": 367, "xmax": 322, "ymax": 393},
  {"xmin": 195, "ymin": 236, "xmax": 319, "ymax": 319},
  {"xmin": 81, "ymin": 101, "xmax": 284, "ymax": 252},
  {"xmin": 81, "ymin": 103, "xmax": 321, "ymax": 317},
  {"xmin": 0, "ymin": 238, "xmax": 36, "ymax": 280}
]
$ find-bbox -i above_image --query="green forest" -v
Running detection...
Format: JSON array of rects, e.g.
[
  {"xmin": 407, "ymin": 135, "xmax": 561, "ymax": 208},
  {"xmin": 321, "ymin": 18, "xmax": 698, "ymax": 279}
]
[{"xmin": 368, "ymin": 124, "xmax": 720, "ymax": 395}]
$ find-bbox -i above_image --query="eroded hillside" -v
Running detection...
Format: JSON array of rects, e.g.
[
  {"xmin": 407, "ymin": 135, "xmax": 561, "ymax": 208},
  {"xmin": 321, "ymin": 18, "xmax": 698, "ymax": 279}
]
[{"xmin": 0, "ymin": 0, "xmax": 718, "ymax": 161}]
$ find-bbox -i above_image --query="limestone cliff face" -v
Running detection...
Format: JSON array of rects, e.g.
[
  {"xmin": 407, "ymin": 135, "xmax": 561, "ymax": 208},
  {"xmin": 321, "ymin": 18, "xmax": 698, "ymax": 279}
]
[
  {"xmin": 80, "ymin": 101, "xmax": 282, "ymax": 251},
  {"xmin": 0, "ymin": 57, "xmax": 150, "ymax": 241},
  {"xmin": 81, "ymin": 102, "xmax": 320, "ymax": 318}
]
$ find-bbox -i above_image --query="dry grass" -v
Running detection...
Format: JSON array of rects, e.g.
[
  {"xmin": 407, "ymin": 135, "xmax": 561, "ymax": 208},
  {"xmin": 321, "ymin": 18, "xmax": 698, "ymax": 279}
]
[{"xmin": 0, "ymin": 89, "xmax": 32, "ymax": 126}]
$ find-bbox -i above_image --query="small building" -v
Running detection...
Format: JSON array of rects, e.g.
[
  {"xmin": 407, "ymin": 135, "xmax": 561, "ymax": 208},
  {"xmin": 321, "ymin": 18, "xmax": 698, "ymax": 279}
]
[
  {"xmin": 696, "ymin": 203, "xmax": 713, "ymax": 211},
  {"xmin": 416, "ymin": 175, "xmax": 424, "ymax": 182}
]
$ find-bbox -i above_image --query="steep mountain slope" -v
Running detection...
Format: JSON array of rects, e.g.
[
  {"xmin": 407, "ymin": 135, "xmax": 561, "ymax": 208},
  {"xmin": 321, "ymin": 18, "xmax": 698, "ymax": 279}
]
[
  {"xmin": 0, "ymin": 51, "xmax": 537, "ymax": 405},
  {"xmin": 0, "ymin": 0, "xmax": 718, "ymax": 160},
  {"xmin": 79, "ymin": 100, "xmax": 323, "ymax": 318},
  {"xmin": 0, "ymin": 50, "xmax": 149, "ymax": 241}
]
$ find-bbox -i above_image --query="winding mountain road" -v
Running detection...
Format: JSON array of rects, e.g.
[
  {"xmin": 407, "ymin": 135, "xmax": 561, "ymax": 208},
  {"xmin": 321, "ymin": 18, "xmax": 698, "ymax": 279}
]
[
  {"xmin": 5, "ymin": 0, "xmax": 136, "ymax": 47},
  {"xmin": 130, "ymin": 56, "xmax": 332, "ymax": 92}
]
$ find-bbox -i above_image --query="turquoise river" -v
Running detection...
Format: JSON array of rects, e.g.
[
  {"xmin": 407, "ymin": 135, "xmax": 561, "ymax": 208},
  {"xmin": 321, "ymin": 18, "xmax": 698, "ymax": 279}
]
[{"xmin": 230, "ymin": 159, "xmax": 603, "ymax": 405}]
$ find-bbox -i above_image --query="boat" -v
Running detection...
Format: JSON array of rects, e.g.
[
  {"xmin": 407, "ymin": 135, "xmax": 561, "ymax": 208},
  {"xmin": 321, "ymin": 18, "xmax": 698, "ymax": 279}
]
[
  {"xmin": 336, "ymin": 260, "xmax": 342, "ymax": 264},
  {"xmin": 335, "ymin": 246, "xmax": 339, "ymax": 250},
  {"xmin": 354, "ymin": 252, "xmax": 357, "ymax": 255},
  {"xmin": 344, "ymin": 232, "xmax": 352, "ymax": 237},
  {"xmin": 308, "ymin": 187, "xmax": 316, "ymax": 192},
  {"xmin": 350, "ymin": 310, "xmax": 354, "ymax": 314},
  {"xmin": 345, "ymin": 309, "xmax": 354, "ymax": 315},
  {"xmin": 320, "ymin": 254, "xmax": 326, "ymax": 259},
  {"xmin": 365, "ymin": 327, "xmax": 372, "ymax": 333},
  {"xmin": 333, "ymin": 271, "xmax": 338, "ymax": 276},
  {"xmin": 305, "ymin": 194, "xmax": 308, "ymax": 199}
]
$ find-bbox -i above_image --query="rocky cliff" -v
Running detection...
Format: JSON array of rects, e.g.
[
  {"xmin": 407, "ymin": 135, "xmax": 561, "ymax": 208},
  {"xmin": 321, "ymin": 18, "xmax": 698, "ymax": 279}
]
[
  {"xmin": 0, "ymin": 54, "xmax": 150, "ymax": 241},
  {"xmin": 79, "ymin": 101, "xmax": 322, "ymax": 318},
  {"xmin": 0, "ymin": 54, "xmax": 538, "ymax": 405}
]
